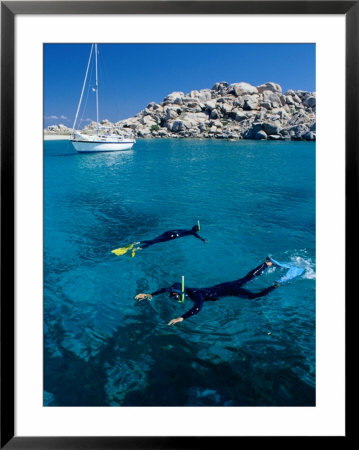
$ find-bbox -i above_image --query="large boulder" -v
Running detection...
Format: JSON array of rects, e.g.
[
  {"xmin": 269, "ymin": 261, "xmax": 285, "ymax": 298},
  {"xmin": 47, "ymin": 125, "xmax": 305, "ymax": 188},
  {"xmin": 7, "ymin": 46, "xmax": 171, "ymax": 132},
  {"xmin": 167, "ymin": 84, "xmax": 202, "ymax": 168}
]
[
  {"xmin": 260, "ymin": 101, "xmax": 272, "ymax": 110},
  {"xmin": 189, "ymin": 90, "xmax": 200, "ymax": 98},
  {"xmin": 285, "ymin": 124, "xmax": 310, "ymax": 139},
  {"xmin": 227, "ymin": 82, "xmax": 258, "ymax": 96},
  {"xmin": 234, "ymin": 111, "xmax": 247, "ymax": 122},
  {"xmin": 146, "ymin": 102, "xmax": 163, "ymax": 111},
  {"xmin": 205, "ymin": 100, "xmax": 217, "ymax": 110},
  {"xmin": 163, "ymin": 91, "xmax": 184, "ymax": 105},
  {"xmin": 303, "ymin": 96, "xmax": 316, "ymax": 108},
  {"xmin": 182, "ymin": 112, "xmax": 208, "ymax": 125},
  {"xmin": 212, "ymin": 81, "xmax": 229, "ymax": 91},
  {"xmin": 243, "ymin": 95, "xmax": 259, "ymax": 111},
  {"xmin": 141, "ymin": 115, "xmax": 157, "ymax": 126},
  {"xmin": 169, "ymin": 120, "xmax": 191, "ymax": 132},
  {"xmin": 255, "ymin": 130, "xmax": 267, "ymax": 140},
  {"xmin": 285, "ymin": 95, "xmax": 296, "ymax": 105},
  {"xmin": 197, "ymin": 89, "xmax": 212, "ymax": 102},
  {"xmin": 220, "ymin": 103, "xmax": 233, "ymax": 115},
  {"xmin": 210, "ymin": 109, "xmax": 220, "ymax": 119},
  {"xmin": 182, "ymin": 97, "xmax": 200, "ymax": 108},
  {"xmin": 164, "ymin": 107, "xmax": 178, "ymax": 121},
  {"xmin": 303, "ymin": 131, "xmax": 316, "ymax": 140},
  {"xmin": 262, "ymin": 121, "xmax": 282, "ymax": 135},
  {"xmin": 262, "ymin": 90, "xmax": 282, "ymax": 107},
  {"xmin": 257, "ymin": 82, "xmax": 282, "ymax": 94}
]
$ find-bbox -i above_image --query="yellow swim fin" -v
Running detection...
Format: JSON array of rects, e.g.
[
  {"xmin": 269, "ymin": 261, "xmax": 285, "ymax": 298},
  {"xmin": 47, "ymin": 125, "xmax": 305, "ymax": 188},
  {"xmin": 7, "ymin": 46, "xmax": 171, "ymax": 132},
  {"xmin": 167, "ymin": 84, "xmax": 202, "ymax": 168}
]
[
  {"xmin": 131, "ymin": 248, "xmax": 137, "ymax": 258},
  {"xmin": 111, "ymin": 243, "xmax": 134, "ymax": 256}
]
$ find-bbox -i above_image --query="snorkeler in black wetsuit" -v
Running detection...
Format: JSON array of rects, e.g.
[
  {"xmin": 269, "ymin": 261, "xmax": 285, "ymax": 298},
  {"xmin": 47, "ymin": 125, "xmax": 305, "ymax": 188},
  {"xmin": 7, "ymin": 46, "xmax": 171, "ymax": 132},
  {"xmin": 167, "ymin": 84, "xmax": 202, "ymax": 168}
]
[
  {"xmin": 111, "ymin": 224, "xmax": 206, "ymax": 257},
  {"xmin": 135, "ymin": 257, "xmax": 279, "ymax": 325},
  {"xmin": 137, "ymin": 225, "xmax": 205, "ymax": 249}
]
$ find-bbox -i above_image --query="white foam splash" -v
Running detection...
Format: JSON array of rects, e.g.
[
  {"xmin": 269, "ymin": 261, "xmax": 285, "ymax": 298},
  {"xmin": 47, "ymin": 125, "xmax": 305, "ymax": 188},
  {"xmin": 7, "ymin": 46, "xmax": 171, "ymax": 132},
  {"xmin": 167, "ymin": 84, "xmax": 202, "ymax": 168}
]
[{"xmin": 289, "ymin": 255, "xmax": 316, "ymax": 280}]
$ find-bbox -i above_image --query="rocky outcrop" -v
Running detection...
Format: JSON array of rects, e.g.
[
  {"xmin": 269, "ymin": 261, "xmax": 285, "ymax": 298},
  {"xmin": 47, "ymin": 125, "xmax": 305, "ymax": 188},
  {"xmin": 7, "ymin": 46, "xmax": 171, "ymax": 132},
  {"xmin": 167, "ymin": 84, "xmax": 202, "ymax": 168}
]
[
  {"xmin": 115, "ymin": 81, "xmax": 315, "ymax": 141},
  {"xmin": 48, "ymin": 81, "xmax": 316, "ymax": 141},
  {"xmin": 44, "ymin": 124, "xmax": 71, "ymax": 135}
]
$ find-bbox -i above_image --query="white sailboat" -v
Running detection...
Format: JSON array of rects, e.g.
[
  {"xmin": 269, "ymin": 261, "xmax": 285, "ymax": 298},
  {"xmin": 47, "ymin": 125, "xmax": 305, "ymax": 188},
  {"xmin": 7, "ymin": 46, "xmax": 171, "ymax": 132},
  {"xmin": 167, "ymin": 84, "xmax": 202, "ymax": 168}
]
[{"xmin": 71, "ymin": 44, "xmax": 136, "ymax": 153}]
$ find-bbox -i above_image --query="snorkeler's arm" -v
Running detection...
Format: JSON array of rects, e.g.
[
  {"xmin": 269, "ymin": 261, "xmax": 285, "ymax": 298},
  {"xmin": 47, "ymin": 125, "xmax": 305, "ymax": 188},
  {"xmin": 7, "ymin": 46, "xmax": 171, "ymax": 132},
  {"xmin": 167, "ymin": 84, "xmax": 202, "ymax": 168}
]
[
  {"xmin": 182, "ymin": 293, "xmax": 205, "ymax": 320},
  {"xmin": 168, "ymin": 293, "xmax": 204, "ymax": 325},
  {"xmin": 135, "ymin": 287, "xmax": 169, "ymax": 301},
  {"xmin": 192, "ymin": 232, "xmax": 207, "ymax": 243},
  {"xmin": 168, "ymin": 317, "xmax": 184, "ymax": 325}
]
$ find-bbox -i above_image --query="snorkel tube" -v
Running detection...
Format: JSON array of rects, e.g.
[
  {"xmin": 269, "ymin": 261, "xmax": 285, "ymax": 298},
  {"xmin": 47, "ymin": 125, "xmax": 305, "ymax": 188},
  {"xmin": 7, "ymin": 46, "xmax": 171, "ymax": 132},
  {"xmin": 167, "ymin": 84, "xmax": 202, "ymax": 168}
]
[
  {"xmin": 171, "ymin": 279, "xmax": 186, "ymax": 303},
  {"xmin": 179, "ymin": 276, "xmax": 185, "ymax": 303},
  {"xmin": 197, "ymin": 220, "xmax": 200, "ymax": 231}
]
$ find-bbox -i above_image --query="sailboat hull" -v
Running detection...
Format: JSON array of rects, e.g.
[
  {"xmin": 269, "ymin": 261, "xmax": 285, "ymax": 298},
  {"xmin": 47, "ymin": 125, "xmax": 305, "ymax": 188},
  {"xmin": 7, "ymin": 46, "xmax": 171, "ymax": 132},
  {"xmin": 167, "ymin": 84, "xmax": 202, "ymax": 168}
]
[{"xmin": 71, "ymin": 140, "xmax": 135, "ymax": 153}]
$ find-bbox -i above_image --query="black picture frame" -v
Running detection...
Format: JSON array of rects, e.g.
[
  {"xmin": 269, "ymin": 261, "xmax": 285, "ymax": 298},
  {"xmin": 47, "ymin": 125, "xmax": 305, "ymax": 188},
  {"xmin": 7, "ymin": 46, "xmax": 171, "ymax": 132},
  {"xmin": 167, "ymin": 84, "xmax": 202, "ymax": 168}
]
[{"xmin": 1, "ymin": 1, "xmax": 355, "ymax": 448}]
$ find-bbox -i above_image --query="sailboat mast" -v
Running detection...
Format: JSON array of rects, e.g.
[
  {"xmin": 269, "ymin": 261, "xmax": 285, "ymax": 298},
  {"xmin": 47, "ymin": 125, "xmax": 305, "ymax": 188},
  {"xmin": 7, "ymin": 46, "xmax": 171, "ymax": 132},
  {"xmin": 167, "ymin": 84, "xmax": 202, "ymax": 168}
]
[
  {"xmin": 95, "ymin": 43, "xmax": 99, "ymax": 134},
  {"xmin": 72, "ymin": 44, "xmax": 94, "ymax": 135}
]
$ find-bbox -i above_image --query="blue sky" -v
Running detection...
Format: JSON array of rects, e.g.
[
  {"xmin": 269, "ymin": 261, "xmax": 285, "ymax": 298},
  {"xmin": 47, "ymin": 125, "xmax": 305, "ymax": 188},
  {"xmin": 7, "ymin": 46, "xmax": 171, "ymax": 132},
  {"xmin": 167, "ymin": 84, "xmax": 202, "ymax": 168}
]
[{"xmin": 44, "ymin": 43, "xmax": 315, "ymax": 128}]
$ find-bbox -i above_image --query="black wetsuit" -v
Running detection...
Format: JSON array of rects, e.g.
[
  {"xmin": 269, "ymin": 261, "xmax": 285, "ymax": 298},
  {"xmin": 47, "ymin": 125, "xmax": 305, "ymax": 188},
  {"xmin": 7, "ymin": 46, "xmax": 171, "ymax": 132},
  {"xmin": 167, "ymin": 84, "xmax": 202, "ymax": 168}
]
[
  {"xmin": 150, "ymin": 261, "xmax": 277, "ymax": 320},
  {"xmin": 138, "ymin": 226, "xmax": 205, "ymax": 249}
]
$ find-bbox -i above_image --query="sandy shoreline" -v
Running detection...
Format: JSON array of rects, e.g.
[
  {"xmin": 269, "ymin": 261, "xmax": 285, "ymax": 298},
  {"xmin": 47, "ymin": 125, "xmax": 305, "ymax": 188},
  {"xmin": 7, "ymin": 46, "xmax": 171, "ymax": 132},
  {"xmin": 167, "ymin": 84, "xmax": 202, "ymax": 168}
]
[{"xmin": 44, "ymin": 134, "xmax": 72, "ymax": 141}]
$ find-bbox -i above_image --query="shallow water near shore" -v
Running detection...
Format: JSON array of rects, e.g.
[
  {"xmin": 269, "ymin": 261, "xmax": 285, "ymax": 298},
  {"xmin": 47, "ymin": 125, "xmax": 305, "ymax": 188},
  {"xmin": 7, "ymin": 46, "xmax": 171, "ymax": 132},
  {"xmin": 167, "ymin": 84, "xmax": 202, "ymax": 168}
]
[{"xmin": 44, "ymin": 138, "xmax": 315, "ymax": 406}]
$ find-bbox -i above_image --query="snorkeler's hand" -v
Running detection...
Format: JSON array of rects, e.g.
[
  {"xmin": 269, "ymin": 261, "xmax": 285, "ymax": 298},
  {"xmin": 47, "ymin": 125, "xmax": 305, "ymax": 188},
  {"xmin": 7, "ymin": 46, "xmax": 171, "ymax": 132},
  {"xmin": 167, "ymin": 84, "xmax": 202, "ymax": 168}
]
[
  {"xmin": 135, "ymin": 293, "xmax": 152, "ymax": 301},
  {"xmin": 168, "ymin": 317, "xmax": 184, "ymax": 326}
]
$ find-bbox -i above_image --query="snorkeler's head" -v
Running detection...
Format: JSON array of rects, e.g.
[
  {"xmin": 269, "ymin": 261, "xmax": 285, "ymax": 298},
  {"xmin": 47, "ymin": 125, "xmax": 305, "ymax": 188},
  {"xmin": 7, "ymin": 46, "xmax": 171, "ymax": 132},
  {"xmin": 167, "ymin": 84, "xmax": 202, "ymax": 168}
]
[
  {"xmin": 192, "ymin": 225, "xmax": 199, "ymax": 232},
  {"xmin": 169, "ymin": 282, "xmax": 184, "ymax": 301}
]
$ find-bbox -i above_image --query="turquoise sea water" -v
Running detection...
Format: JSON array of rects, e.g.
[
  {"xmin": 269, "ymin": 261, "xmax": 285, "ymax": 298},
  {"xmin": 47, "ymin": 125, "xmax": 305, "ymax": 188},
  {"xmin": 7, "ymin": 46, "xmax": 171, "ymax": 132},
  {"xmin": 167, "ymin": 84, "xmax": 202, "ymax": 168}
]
[{"xmin": 44, "ymin": 138, "xmax": 315, "ymax": 407}]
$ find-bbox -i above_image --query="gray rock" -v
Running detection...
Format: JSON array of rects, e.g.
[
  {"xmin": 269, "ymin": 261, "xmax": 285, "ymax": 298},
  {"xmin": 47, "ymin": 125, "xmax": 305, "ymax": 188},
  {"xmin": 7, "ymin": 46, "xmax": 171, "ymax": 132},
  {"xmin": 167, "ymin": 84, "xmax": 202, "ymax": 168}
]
[
  {"xmin": 197, "ymin": 90, "xmax": 212, "ymax": 102},
  {"xmin": 285, "ymin": 95, "xmax": 296, "ymax": 105},
  {"xmin": 171, "ymin": 119, "xmax": 192, "ymax": 132},
  {"xmin": 257, "ymin": 82, "xmax": 282, "ymax": 94},
  {"xmin": 205, "ymin": 100, "xmax": 217, "ymax": 110},
  {"xmin": 212, "ymin": 81, "xmax": 229, "ymax": 94},
  {"xmin": 243, "ymin": 95, "xmax": 259, "ymax": 111},
  {"xmin": 221, "ymin": 103, "xmax": 233, "ymax": 114},
  {"xmin": 286, "ymin": 124, "xmax": 310, "ymax": 139},
  {"xmin": 262, "ymin": 121, "xmax": 282, "ymax": 135},
  {"xmin": 146, "ymin": 102, "xmax": 162, "ymax": 111},
  {"xmin": 141, "ymin": 115, "xmax": 157, "ymax": 126},
  {"xmin": 234, "ymin": 97, "xmax": 245, "ymax": 108},
  {"xmin": 303, "ymin": 131, "xmax": 316, "ymax": 140},
  {"xmin": 257, "ymin": 110, "xmax": 268, "ymax": 120},
  {"xmin": 189, "ymin": 90, "xmax": 200, "ymax": 98},
  {"xmin": 164, "ymin": 107, "xmax": 178, "ymax": 121},
  {"xmin": 228, "ymin": 82, "xmax": 258, "ymax": 96},
  {"xmin": 262, "ymin": 90, "xmax": 282, "ymax": 105},
  {"xmin": 234, "ymin": 111, "xmax": 247, "ymax": 122},
  {"xmin": 260, "ymin": 102, "xmax": 272, "ymax": 110},
  {"xmin": 255, "ymin": 130, "xmax": 267, "ymax": 140},
  {"xmin": 137, "ymin": 129, "xmax": 151, "ymax": 137},
  {"xmin": 163, "ymin": 91, "xmax": 184, "ymax": 105},
  {"xmin": 251, "ymin": 122, "xmax": 263, "ymax": 133},
  {"xmin": 182, "ymin": 97, "xmax": 199, "ymax": 105},
  {"xmin": 303, "ymin": 96, "xmax": 316, "ymax": 108}
]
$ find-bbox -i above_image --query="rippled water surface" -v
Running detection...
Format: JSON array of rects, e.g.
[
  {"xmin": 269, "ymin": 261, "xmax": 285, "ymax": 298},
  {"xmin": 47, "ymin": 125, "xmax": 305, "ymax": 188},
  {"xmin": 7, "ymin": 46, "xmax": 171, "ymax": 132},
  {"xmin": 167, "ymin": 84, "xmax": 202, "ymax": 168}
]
[{"xmin": 44, "ymin": 138, "xmax": 315, "ymax": 406}]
